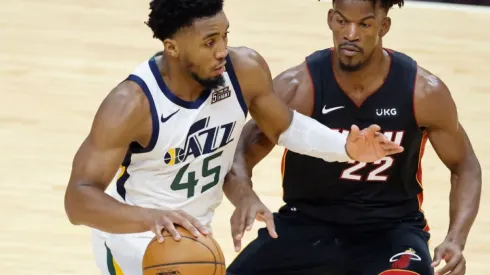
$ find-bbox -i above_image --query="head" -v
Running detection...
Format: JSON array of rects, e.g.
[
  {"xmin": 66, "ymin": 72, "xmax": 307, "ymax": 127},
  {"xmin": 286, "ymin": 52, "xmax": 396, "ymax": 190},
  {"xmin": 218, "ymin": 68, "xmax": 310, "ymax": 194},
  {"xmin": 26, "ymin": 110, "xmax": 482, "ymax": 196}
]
[
  {"xmin": 145, "ymin": 0, "xmax": 229, "ymax": 89},
  {"xmin": 328, "ymin": 0, "xmax": 404, "ymax": 72}
]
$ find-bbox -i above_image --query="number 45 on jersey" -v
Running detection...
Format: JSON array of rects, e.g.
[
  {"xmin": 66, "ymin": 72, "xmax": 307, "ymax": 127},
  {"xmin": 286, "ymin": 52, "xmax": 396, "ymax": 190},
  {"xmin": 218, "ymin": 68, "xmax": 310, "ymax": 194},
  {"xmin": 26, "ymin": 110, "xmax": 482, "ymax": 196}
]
[{"xmin": 340, "ymin": 130, "xmax": 404, "ymax": 182}]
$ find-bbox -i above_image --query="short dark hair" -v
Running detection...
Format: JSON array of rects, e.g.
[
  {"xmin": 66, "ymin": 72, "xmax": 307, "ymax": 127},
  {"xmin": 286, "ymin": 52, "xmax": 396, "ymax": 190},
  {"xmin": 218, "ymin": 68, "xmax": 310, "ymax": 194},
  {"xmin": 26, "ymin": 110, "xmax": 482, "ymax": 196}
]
[
  {"xmin": 145, "ymin": 0, "xmax": 225, "ymax": 41},
  {"xmin": 332, "ymin": 0, "xmax": 404, "ymax": 11}
]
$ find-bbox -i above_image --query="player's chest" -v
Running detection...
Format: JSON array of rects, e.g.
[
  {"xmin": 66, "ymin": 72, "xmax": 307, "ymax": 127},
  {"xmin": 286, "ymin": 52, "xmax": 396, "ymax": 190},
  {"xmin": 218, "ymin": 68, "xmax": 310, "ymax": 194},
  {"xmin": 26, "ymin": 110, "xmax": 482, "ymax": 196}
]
[
  {"xmin": 317, "ymin": 90, "xmax": 412, "ymax": 130},
  {"xmin": 158, "ymin": 111, "xmax": 244, "ymax": 163}
]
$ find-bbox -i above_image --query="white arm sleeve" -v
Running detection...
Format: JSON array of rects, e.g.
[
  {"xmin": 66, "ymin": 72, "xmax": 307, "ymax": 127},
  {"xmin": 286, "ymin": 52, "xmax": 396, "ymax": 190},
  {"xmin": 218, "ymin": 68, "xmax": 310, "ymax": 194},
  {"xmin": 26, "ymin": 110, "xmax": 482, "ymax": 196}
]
[{"xmin": 277, "ymin": 110, "xmax": 352, "ymax": 162}]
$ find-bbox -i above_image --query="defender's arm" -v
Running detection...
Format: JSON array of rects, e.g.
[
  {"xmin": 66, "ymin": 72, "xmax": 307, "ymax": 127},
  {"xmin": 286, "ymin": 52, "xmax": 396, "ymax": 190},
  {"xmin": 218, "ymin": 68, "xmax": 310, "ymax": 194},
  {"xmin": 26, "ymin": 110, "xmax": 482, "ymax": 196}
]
[{"xmin": 414, "ymin": 68, "xmax": 482, "ymax": 251}]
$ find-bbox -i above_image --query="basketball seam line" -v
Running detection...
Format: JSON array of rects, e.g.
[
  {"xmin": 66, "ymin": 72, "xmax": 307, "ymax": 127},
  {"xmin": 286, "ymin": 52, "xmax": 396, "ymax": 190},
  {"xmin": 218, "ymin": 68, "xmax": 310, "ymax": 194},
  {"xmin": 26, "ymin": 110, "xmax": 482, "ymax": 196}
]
[
  {"xmin": 145, "ymin": 235, "xmax": 220, "ymax": 273},
  {"xmin": 143, "ymin": 261, "xmax": 226, "ymax": 270}
]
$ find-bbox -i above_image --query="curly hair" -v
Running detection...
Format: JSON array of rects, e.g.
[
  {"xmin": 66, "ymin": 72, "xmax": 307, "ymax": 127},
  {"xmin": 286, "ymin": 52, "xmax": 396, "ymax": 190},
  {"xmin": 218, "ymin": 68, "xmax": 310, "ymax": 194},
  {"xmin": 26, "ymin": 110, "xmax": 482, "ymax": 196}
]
[{"xmin": 145, "ymin": 0, "xmax": 225, "ymax": 41}]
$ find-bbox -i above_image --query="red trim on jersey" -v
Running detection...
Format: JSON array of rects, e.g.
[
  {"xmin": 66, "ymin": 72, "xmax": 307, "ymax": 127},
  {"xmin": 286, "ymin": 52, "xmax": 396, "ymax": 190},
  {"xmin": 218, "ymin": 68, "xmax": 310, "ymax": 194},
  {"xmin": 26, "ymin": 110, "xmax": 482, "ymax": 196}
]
[
  {"xmin": 281, "ymin": 149, "xmax": 288, "ymax": 181},
  {"xmin": 379, "ymin": 270, "xmax": 421, "ymax": 275},
  {"xmin": 416, "ymin": 131, "xmax": 430, "ymax": 232}
]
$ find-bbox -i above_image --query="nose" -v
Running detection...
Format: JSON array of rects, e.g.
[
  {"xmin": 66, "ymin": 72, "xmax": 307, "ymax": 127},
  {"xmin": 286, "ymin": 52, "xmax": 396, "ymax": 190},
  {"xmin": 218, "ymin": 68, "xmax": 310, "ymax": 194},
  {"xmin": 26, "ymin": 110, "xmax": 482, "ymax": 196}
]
[
  {"xmin": 215, "ymin": 39, "xmax": 229, "ymax": 59},
  {"xmin": 344, "ymin": 23, "xmax": 359, "ymax": 42}
]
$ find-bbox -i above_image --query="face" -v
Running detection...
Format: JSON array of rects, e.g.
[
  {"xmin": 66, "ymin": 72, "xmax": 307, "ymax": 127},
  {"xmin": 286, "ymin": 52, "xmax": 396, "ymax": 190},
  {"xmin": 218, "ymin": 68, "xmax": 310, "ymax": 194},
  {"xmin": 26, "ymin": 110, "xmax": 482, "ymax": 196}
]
[
  {"xmin": 328, "ymin": 0, "xmax": 391, "ymax": 72},
  {"xmin": 164, "ymin": 11, "xmax": 230, "ymax": 90}
]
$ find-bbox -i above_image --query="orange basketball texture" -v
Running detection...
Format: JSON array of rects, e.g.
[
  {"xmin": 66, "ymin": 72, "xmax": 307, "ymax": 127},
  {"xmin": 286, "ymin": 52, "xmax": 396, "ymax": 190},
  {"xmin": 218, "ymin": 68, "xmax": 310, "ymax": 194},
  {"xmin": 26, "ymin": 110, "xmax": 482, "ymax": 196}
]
[{"xmin": 143, "ymin": 226, "xmax": 226, "ymax": 275}]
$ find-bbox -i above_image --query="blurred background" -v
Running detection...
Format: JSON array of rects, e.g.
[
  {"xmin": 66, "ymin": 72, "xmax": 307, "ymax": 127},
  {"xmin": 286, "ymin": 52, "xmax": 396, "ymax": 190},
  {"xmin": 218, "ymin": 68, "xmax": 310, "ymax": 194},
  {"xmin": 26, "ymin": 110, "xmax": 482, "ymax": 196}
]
[
  {"xmin": 1, "ymin": 0, "xmax": 488, "ymax": 274},
  {"xmin": 412, "ymin": 0, "xmax": 490, "ymax": 5}
]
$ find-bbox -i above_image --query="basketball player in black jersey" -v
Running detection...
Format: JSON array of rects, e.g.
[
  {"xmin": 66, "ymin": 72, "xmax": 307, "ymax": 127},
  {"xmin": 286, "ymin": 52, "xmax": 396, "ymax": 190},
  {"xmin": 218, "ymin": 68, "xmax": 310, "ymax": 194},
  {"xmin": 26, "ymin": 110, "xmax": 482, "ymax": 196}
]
[{"xmin": 224, "ymin": 0, "xmax": 482, "ymax": 274}]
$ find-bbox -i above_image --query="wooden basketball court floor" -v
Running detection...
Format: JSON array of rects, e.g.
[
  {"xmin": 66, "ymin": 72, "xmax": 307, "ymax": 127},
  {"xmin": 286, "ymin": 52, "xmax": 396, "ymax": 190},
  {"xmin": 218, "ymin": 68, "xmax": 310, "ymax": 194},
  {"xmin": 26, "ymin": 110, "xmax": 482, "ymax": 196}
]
[{"xmin": 1, "ymin": 0, "xmax": 489, "ymax": 274}]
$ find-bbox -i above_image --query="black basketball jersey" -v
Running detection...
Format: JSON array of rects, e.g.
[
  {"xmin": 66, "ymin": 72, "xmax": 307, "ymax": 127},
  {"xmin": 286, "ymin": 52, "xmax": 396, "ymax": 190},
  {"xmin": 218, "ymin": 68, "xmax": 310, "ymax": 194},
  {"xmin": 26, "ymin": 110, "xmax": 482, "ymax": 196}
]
[{"xmin": 281, "ymin": 48, "xmax": 429, "ymax": 226}]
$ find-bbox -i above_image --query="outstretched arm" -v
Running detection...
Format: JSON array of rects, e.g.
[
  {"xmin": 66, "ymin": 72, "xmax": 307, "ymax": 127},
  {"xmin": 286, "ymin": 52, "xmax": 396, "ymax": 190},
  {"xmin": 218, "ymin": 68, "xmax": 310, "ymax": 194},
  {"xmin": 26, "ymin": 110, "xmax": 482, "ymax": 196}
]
[
  {"xmin": 236, "ymin": 50, "xmax": 352, "ymax": 163},
  {"xmin": 414, "ymin": 68, "xmax": 482, "ymax": 275},
  {"xmin": 231, "ymin": 48, "xmax": 402, "ymax": 166},
  {"xmin": 232, "ymin": 61, "xmax": 311, "ymax": 176},
  {"xmin": 224, "ymin": 62, "xmax": 310, "ymax": 205}
]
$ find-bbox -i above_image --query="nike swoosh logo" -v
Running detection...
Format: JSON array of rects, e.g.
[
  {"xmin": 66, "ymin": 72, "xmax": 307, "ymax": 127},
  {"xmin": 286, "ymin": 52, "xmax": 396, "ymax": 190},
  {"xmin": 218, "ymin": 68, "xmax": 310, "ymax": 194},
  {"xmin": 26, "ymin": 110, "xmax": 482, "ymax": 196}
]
[
  {"xmin": 161, "ymin": 109, "xmax": 180, "ymax": 123},
  {"xmin": 322, "ymin": 106, "xmax": 344, "ymax": 114}
]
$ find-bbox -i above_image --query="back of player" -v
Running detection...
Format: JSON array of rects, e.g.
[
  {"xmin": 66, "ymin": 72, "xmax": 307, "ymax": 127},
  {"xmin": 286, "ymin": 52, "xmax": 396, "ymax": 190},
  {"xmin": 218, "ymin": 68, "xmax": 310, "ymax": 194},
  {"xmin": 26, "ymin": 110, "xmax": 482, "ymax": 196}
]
[
  {"xmin": 227, "ymin": 48, "xmax": 433, "ymax": 275},
  {"xmin": 92, "ymin": 52, "xmax": 248, "ymax": 275}
]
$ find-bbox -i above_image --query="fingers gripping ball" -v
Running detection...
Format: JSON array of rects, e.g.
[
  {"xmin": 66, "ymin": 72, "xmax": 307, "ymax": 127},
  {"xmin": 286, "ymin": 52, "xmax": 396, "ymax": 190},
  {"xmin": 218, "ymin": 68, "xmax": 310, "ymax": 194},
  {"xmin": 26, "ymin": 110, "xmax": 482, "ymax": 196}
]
[{"xmin": 143, "ymin": 226, "xmax": 226, "ymax": 275}]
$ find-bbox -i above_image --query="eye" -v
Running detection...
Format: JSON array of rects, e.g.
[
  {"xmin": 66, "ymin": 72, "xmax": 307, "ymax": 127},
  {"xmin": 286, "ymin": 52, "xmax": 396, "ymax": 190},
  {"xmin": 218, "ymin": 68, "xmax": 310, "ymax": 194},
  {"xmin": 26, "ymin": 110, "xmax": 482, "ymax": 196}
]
[
  {"xmin": 360, "ymin": 22, "xmax": 370, "ymax": 28},
  {"xmin": 205, "ymin": 39, "xmax": 215, "ymax": 47},
  {"xmin": 337, "ymin": 18, "xmax": 345, "ymax": 25}
]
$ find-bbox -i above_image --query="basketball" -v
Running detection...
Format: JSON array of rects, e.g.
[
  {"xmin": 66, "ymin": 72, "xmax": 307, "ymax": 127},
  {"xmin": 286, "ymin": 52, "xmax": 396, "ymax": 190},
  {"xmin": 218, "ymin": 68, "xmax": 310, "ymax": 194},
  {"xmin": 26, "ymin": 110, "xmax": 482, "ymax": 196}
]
[{"xmin": 142, "ymin": 226, "xmax": 226, "ymax": 275}]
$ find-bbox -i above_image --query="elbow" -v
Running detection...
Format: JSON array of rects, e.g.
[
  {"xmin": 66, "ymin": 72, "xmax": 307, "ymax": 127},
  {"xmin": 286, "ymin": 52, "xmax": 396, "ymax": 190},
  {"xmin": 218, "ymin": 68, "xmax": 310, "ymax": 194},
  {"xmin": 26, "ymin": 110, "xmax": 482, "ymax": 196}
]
[
  {"xmin": 475, "ymin": 157, "xmax": 482, "ymax": 178},
  {"xmin": 65, "ymin": 208, "xmax": 81, "ymax": 226},
  {"xmin": 469, "ymin": 155, "xmax": 482, "ymax": 185},
  {"xmin": 64, "ymin": 198, "xmax": 80, "ymax": 225},
  {"xmin": 64, "ymin": 186, "xmax": 84, "ymax": 225}
]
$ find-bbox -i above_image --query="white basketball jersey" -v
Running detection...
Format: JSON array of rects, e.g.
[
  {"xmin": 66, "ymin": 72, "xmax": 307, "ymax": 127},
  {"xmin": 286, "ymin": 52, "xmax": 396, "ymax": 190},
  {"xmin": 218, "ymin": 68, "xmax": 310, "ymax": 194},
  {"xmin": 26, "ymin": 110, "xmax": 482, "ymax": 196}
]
[{"xmin": 106, "ymin": 53, "xmax": 248, "ymax": 228}]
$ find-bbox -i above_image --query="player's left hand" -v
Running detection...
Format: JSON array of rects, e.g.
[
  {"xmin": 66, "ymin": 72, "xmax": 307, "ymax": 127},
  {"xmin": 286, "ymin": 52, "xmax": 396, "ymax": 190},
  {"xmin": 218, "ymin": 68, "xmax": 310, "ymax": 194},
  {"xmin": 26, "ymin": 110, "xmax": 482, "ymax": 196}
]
[
  {"xmin": 346, "ymin": 124, "xmax": 404, "ymax": 162},
  {"xmin": 230, "ymin": 192, "xmax": 277, "ymax": 252},
  {"xmin": 431, "ymin": 240, "xmax": 466, "ymax": 275}
]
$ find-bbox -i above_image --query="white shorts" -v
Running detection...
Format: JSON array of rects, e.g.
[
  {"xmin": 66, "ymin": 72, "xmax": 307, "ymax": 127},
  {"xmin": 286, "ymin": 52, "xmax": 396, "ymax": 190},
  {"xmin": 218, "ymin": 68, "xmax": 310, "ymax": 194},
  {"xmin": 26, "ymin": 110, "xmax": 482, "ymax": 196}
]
[{"xmin": 92, "ymin": 229, "xmax": 155, "ymax": 275}]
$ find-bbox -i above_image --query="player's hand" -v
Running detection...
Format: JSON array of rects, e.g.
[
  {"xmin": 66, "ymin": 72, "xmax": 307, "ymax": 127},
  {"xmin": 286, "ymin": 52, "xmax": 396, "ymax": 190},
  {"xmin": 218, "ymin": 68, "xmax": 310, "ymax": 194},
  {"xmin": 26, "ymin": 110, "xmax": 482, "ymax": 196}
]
[
  {"xmin": 146, "ymin": 209, "xmax": 210, "ymax": 243},
  {"xmin": 345, "ymin": 124, "xmax": 404, "ymax": 162},
  {"xmin": 431, "ymin": 240, "xmax": 466, "ymax": 275},
  {"xmin": 230, "ymin": 192, "xmax": 277, "ymax": 252}
]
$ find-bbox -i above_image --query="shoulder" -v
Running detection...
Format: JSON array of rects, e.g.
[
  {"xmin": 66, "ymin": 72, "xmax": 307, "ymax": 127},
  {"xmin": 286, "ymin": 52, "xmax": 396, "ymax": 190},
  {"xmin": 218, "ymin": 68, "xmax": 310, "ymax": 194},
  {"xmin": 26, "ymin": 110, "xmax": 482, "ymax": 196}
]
[
  {"xmin": 90, "ymin": 79, "xmax": 151, "ymax": 144},
  {"xmin": 227, "ymin": 46, "xmax": 269, "ymax": 75},
  {"xmin": 227, "ymin": 46, "xmax": 314, "ymax": 115},
  {"xmin": 226, "ymin": 47, "xmax": 273, "ymax": 104},
  {"xmin": 273, "ymin": 61, "xmax": 314, "ymax": 115},
  {"xmin": 96, "ymin": 80, "xmax": 150, "ymax": 124},
  {"xmin": 414, "ymin": 65, "xmax": 457, "ymax": 129},
  {"xmin": 414, "ymin": 65, "xmax": 452, "ymax": 103},
  {"xmin": 227, "ymin": 46, "xmax": 310, "ymax": 86}
]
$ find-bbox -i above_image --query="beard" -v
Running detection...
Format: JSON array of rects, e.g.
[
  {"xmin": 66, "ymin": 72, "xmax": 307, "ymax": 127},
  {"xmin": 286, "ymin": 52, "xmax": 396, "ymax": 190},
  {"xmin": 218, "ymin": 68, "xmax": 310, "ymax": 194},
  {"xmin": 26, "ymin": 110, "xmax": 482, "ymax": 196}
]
[
  {"xmin": 339, "ymin": 60, "xmax": 363, "ymax": 72},
  {"xmin": 190, "ymin": 72, "xmax": 225, "ymax": 90},
  {"xmin": 338, "ymin": 49, "xmax": 376, "ymax": 73}
]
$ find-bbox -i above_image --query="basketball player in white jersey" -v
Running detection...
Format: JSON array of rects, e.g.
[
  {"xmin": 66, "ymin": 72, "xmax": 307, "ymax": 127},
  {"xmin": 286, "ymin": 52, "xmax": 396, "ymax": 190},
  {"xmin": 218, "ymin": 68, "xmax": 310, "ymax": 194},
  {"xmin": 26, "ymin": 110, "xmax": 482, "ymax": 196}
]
[{"xmin": 63, "ymin": 0, "xmax": 403, "ymax": 274}]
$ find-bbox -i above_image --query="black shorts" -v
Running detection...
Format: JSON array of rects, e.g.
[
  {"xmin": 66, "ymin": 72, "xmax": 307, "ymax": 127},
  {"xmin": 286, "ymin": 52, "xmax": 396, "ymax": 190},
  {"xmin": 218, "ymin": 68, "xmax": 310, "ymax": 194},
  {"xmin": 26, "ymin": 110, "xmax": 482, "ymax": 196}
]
[{"xmin": 227, "ymin": 207, "xmax": 433, "ymax": 275}]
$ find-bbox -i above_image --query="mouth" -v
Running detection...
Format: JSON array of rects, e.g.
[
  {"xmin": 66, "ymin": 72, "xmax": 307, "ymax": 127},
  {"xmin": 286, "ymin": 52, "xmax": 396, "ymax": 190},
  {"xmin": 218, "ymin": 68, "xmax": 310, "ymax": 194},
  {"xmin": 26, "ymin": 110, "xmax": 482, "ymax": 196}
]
[
  {"xmin": 340, "ymin": 45, "xmax": 361, "ymax": 57},
  {"xmin": 213, "ymin": 62, "xmax": 226, "ymax": 75}
]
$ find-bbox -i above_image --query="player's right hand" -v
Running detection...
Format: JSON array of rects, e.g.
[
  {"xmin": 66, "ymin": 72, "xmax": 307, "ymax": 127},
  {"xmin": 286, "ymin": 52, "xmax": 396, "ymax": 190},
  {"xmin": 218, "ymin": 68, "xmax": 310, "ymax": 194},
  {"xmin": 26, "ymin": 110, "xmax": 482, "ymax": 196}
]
[
  {"xmin": 146, "ymin": 209, "xmax": 210, "ymax": 243},
  {"xmin": 230, "ymin": 193, "xmax": 277, "ymax": 252},
  {"xmin": 346, "ymin": 124, "xmax": 404, "ymax": 162}
]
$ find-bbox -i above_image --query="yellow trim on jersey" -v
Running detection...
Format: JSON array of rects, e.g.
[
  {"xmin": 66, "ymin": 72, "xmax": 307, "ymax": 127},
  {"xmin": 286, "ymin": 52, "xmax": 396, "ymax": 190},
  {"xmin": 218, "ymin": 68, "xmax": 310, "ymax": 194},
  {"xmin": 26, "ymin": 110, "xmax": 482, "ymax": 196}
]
[
  {"xmin": 112, "ymin": 258, "xmax": 124, "ymax": 275},
  {"xmin": 117, "ymin": 166, "xmax": 126, "ymax": 180}
]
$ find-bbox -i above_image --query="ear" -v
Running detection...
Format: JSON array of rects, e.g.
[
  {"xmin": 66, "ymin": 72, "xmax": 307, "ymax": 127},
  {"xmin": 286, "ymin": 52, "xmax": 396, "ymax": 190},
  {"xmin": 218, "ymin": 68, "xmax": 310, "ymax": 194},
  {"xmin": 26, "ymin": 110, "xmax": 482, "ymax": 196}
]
[
  {"xmin": 379, "ymin": 16, "xmax": 391, "ymax": 38},
  {"xmin": 327, "ymin": 9, "xmax": 334, "ymax": 31},
  {"xmin": 163, "ymin": 39, "xmax": 179, "ymax": 58}
]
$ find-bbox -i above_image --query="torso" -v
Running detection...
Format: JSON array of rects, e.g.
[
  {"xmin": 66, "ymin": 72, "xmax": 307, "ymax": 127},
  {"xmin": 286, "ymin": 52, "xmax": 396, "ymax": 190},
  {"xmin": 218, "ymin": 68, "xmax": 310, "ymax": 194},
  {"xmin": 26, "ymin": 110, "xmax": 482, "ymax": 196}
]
[
  {"xmin": 106, "ymin": 52, "xmax": 248, "ymax": 228},
  {"xmin": 281, "ymin": 48, "xmax": 429, "ymax": 226}
]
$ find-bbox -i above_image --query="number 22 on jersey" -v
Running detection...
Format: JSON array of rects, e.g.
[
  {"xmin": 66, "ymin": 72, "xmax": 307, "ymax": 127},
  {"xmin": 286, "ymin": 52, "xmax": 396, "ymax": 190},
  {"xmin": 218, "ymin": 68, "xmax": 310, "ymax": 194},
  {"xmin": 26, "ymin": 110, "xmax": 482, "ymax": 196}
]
[{"xmin": 340, "ymin": 131, "xmax": 404, "ymax": 182}]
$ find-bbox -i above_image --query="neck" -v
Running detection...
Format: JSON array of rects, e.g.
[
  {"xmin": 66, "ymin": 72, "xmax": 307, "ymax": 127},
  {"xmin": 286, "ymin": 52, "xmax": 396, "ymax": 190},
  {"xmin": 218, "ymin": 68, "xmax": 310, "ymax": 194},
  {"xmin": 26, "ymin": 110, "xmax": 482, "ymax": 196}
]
[
  {"xmin": 158, "ymin": 54, "xmax": 206, "ymax": 101},
  {"xmin": 332, "ymin": 47, "xmax": 388, "ymax": 90}
]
